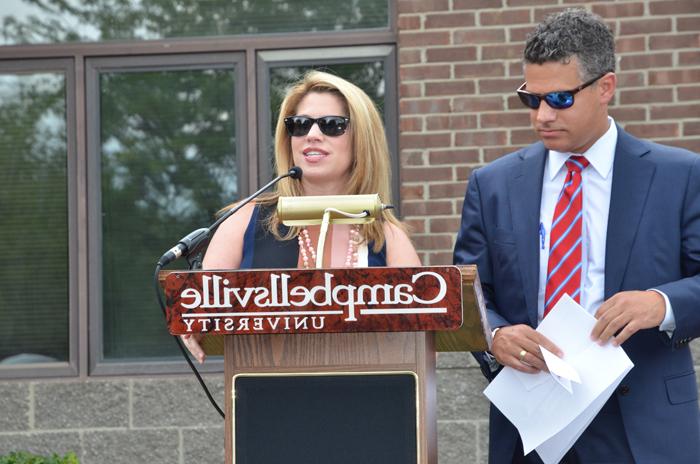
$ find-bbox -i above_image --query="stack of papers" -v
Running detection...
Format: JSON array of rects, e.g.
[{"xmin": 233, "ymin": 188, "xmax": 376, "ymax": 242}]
[{"xmin": 483, "ymin": 294, "xmax": 634, "ymax": 464}]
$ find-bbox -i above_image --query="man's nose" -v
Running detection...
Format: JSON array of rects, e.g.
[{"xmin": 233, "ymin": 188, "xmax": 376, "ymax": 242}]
[{"xmin": 535, "ymin": 101, "xmax": 557, "ymax": 123}]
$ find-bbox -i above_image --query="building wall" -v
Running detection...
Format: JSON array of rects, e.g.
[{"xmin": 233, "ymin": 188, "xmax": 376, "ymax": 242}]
[{"xmin": 1, "ymin": 1, "xmax": 699, "ymax": 463}]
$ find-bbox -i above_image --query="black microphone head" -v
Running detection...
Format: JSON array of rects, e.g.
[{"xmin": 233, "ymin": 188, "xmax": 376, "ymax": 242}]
[{"xmin": 288, "ymin": 166, "xmax": 303, "ymax": 180}]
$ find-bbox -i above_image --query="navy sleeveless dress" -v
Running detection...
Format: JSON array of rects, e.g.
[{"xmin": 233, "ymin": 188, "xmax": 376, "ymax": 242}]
[{"xmin": 239, "ymin": 204, "xmax": 386, "ymax": 269}]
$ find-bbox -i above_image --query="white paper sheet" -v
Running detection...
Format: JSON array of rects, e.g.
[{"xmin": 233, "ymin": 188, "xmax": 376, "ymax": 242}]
[{"xmin": 483, "ymin": 294, "xmax": 634, "ymax": 464}]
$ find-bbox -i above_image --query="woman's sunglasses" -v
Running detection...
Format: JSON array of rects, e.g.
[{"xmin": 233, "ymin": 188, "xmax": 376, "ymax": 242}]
[
  {"xmin": 284, "ymin": 116, "xmax": 350, "ymax": 137},
  {"xmin": 516, "ymin": 73, "xmax": 607, "ymax": 110}
]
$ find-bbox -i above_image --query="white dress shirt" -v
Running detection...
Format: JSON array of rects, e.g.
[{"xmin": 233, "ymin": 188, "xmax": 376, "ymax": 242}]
[{"xmin": 536, "ymin": 117, "xmax": 675, "ymax": 332}]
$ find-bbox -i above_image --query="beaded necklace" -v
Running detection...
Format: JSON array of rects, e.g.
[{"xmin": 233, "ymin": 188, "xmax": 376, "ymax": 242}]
[{"xmin": 298, "ymin": 225, "xmax": 361, "ymax": 268}]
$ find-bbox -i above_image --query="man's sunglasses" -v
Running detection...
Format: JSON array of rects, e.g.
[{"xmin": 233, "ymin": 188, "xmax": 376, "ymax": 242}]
[
  {"xmin": 284, "ymin": 115, "xmax": 350, "ymax": 137},
  {"xmin": 516, "ymin": 73, "xmax": 607, "ymax": 110}
]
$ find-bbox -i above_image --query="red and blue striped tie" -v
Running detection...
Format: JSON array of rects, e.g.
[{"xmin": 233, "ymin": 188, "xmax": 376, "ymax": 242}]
[{"xmin": 544, "ymin": 156, "xmax": 590, "ymax": 317}]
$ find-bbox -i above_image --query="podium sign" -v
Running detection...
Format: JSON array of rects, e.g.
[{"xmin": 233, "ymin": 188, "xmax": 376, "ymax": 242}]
[{"xmin": 164, "ymin": 266, "xmax": 463, "ymax": 336}]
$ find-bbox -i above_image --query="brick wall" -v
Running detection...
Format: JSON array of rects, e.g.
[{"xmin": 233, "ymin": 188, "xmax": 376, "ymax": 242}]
[
  {"xmin": 397, "ymin": 1, "xmax": 700, "ymax": 462},
  {"xmin": 397, "ymin": 0, "xmax": 700, "ymax": 265}
]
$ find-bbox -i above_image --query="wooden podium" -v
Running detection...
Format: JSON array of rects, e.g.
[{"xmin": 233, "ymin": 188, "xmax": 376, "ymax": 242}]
[{"xmin": 162, "ymin": 265, "xmax": 489, "ymax": 464}]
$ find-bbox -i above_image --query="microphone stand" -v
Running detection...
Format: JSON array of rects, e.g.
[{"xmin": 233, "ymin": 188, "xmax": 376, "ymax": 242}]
[{"xmin": 153, "ymin": 167, "xmax": 302, "ymax": 419}]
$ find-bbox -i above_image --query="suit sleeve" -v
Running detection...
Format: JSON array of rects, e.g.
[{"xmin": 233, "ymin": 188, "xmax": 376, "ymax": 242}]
[
  {"xmin": 655, "ymin": 155, "xmax": 700, "ymax": 344},
  {"xmin": 453, "ymin": 170, "xmax": 510, "ymax": 379}
]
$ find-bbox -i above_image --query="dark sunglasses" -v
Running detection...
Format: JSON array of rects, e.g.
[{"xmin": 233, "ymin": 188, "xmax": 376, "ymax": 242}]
[
  {"xmin": 516, "ymin": 73, "xmax": 608, "ymax": 110},
  {"xmin": 284, "ymin": 115, "xmax": 350, "ymax": 137}
]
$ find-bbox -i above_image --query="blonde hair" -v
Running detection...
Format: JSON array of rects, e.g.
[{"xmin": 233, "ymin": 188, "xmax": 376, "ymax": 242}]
[{"xmin": 257, "ymin": 70, "xmax": 403, "ymax": 252}]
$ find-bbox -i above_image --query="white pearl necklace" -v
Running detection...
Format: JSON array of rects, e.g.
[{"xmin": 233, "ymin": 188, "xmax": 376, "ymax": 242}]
[{"xmin": 298, "ymin": 225, "xmax": 361, "ymax": 269}]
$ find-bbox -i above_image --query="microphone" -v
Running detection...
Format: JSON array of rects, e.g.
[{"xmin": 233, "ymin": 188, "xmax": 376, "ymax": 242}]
[
  {"xmin": 157, "ymin": 166, "xmax": 303, "ymax": 267},
  {"xmin": 277, "ymin": 194, "xmax": 392, "ymax": 225}
]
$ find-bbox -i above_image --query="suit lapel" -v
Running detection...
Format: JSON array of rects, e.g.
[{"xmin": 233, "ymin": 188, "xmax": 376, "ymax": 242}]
[
  {"xmin": 509, "ymin": 144, "xmax": 547, "ymax": 327},
  {"xmin": 605, "ymin": 127, "xmax": 655, "ymax": 297}
]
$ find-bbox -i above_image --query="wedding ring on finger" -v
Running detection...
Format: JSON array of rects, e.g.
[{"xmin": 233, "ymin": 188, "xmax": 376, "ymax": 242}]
[{"xmin": 519, "ymin": 349, "xmax": 527, "ymax": 362}]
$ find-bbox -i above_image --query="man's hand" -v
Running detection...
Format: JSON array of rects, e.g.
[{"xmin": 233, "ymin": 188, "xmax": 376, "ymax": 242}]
[
  {"xmin": 591, "ymin": 290, "xmax": 665, "ymax": 346},
  {"xmin": 180, "ymin": 333, "xmax": 206, "ymax": 364},
  {"xmin": 491, "ymin": 324, "xmax": 563, "ymax": 374}
]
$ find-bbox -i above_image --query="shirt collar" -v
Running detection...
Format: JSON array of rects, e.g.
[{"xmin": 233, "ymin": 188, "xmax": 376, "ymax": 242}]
[{"xmin": 547, "ymin": 117, "xmax": 617, "ymax": 180}]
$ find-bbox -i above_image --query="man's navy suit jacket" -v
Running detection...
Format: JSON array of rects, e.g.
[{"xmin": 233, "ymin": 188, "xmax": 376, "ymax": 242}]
[{"xmin": 454, "ymin": 126, "xmax": 700, "ymax": 463}]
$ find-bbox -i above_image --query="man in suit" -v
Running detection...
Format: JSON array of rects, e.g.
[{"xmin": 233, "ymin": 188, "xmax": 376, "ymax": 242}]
[{"xmin": 453, "ymin": 9, "xmax": 700, "ymax": 463}]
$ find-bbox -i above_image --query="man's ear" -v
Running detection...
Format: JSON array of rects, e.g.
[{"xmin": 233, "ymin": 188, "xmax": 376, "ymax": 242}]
[{"xmin": 598, "ymin": 72, "xmax": 617, "ymax": 105}]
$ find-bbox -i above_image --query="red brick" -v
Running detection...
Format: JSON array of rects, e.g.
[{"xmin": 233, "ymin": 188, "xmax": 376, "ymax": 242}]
[
  {"xmin": 398, "ymin": 15, "xmax": 422, "ymax": 31},
  {"xmin": 677, "ymin": 85, "xmax": 700, "ymax": 101},
  {"xmin": 509, "ymin": 62, "xmax": 524, "ymax": 78},
  {"xmin": 456, "ymin": 130, "xmax": 508, "ymax": 147},
  {"xmin": 483, "ymin": 146, "xmax": 523, "ymax": 162},
  {"xmin": 426, "ymin": 80, "xmax": 476, "ymax": 96},
  {"xmin": 400, "ymin": 82, "xmax": 422, "ymax": 98},
  {"xmin": 482, "ymin": 44, "xmax": 525, "ymax": 60},
  {"xmin": 683, "ymin": 122, "xmax": 700, "ymax": 137},
  {"xmin": 398, "ymin": 0, "xmax": 450, "ymax": 14},
  {"xmin": 507, "ymin": 0, "xmax": 553, "ymax": 6},
  {"xmin": 402, "ymin": 200, "xmax": 454, "ymax": 216},
  {"xmin": 430, "ymin": 217, "xmax": 463, "ymax": 233},
  {"xmin": 650, "ymin": 69, "xmax": 700, "ymax": 85},
  {"xmin": 402, "ymin": 165, "xmax": 454, "ymax": 182},
  {"xmin": 400, "ymin": 49, "xmax": 422, "ymax": 65},
  {"xmin": 511, "ymin": 128, "xmax": 538, "ymax": 145},
  {"xmin": 650, "ymin": 33, "xmax": 700, "ymax": 50},
  {"xmin": 454, "ymin": 0, "xmax": 502, "ymax": 9},
  {"xmin": 453, "ymin": 96, "xmax": 505, "ymax": 112},
  {"xmin": 620, "ymin": 88, "xmax": 674, "ymax": 105},
  {"xmin": 650, "ymin": 0, "xmax": 699, "ymax": 15},
  {"xmin": 620, "ymin": 53, "xmax": 673, "ymax": 71},
  {"xmin": 425, "ymin": 12, "xmax": 476, "ymax": 29},
  {"xmin": 534, "ymin": 7, "xmax": 572, "ymax": 23},
  {"xmin": 428, "ymin": 149, "xmax": 480, "ymax": 164},
  {"xmin": 399, "ymin": 31, "xmax": 451, "ymax": 47},
  {"xmin": 401, "ymin": 133, "xmax": 452, "ymax": 149},
  {"xmin": 480, "ymin": 9, "xmax": 531, "ymax": 26},
  {"xmin": 400, "ymin": 64, "xmax": 451, "ymax": 81},
  {"xmin": 678, "ymin": 16, "xmax": 700, "ymax": 32},
  {"xmin": 650, "ymin": 104, "xmax": 700, "ymax": 119},
  {"xmin": 616, "ymin": 72, "xmax": 645, "ymax": 88},
  {"xmin": 426, "ymin": 115, "xmax": 479, "ymax": 131},
  {"xmin": 429, "ymin": 182, "xmax": 470, "ymax": 199},
  {"xmin": 426, "ymin": 46, "xmax": 478, "ymax": 63},
  {"xmin": 403, "ymin": 218, "xmax": 426, "ymax": 234},
  {"xmin": 400, "ymin": 98, "xmax": 451, "ymax": 114},
  {"xmin": 510, "ymin": 25, "xmax": 534, "ymax": 42},
  {"xmin": 454, "ymin": 62, "xmax": 506, "ymax": 78},
  {"xmin": 592, "ymin": 2, "xmax": 645, "ymax": 18},
  {"xmin": 426, "ymin": 252, "xmax": 454, "ymax": 265},
  {"xmin": 679, "ymin": 51, "xmax": 700, "ymax": 66},
  {"xmin": 625, "ymin": 123, "xmax": 680, "ymax": 139},
  {"xmin": 401, "ymin": 151, "xmax": 426, "ymax": 166},
  {"xmin": 666, "ymin": 138, "xmax": 700, "ymax": 153},
  {"xmin": 619, "ymin": 18, "xmax": 672, "ymax": 36},
  {"xmin": 616, "ymin": 36, "xmax": 646, "ymax": 53},
  {"xmin": 400, "ymin": 116, "xmax": 423, "ymax": 132},
  {"xmin": 507, "ymin": 94, "xmax": 526, "ymax": 111},
  {"xmin": 455, "ymin": 166, "xmax": 474, "ymax": 181},
  {"xmin": 481, "ymin": 112, "xmax": 530, "ymax": 129},
  {"xmin": 478, "ymin": 77, "xmax": 523, "ymax": 94},
  {"xmin": 453, "ymin": 28, "xmax": 506, "ymax": 44},
  {"xmin": 608, "ymin": 106, "xmax": 648, "ymax": 123},
  {"xmin": 401, "ymin": 184, "xmax": 425, "ymax": 200}
]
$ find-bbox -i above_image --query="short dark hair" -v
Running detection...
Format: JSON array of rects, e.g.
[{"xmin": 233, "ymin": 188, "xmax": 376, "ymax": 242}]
[{"xmin": 524, "ymin": 9, "xmax": 615, "ymax": 80}]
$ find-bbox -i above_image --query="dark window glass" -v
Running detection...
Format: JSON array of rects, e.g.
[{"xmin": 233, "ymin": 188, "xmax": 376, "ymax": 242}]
[
  {"xmin": 1, "ymin": 0, "xmax": 389, "ymax": 45},
  {"xmin": 0, "ymin": 72, "xmax": 69, "ymax": 365},
  {"xmin": 99, "ymin": 67, "xmax": 237, "ymax": 360}
]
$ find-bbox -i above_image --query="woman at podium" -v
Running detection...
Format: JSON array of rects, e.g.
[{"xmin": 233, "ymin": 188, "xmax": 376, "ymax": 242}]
[{"xmin": 182, "ymin": 70, "xmax": 420, "ymax": 363}]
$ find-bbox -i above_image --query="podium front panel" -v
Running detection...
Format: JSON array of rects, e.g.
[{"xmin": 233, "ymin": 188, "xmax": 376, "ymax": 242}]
[{"xmin": 233, "ymin": 372, "xmax": 418, "ymax": 464}]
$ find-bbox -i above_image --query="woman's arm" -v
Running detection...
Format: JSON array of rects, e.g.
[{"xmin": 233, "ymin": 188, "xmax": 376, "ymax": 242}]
[
  {"xmin": 180, "ymin": 202, "xmax": 256, "ymax": 363},
  {"xmin": 383, "ymin": 222, "xmax": 422, "ymax": 267}
]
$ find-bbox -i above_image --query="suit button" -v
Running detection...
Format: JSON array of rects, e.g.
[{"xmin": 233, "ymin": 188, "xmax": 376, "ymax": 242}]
[{"xmin": 618, "ymin": 385, "xmax": 630, "ymax": 395}]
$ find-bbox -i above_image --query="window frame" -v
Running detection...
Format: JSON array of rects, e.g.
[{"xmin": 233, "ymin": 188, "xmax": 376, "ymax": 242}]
[
  {"xmin": 256, "ymin": 45, "xmax": 400, "ymax": 206},
  {"xmin": 85, "ymin": 53, "xmax": 246, "ymax": 376},
  {"xmin": 0, "ymin": 58, "xmax": 79, "ymax": 379}
]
